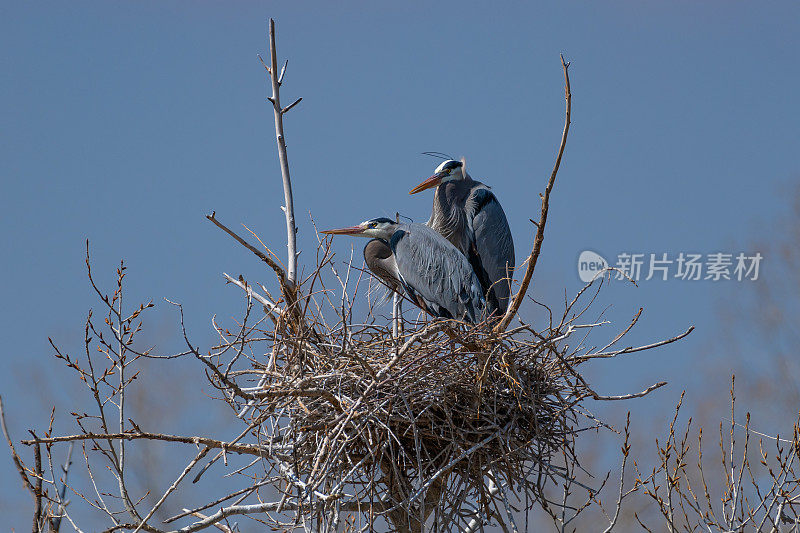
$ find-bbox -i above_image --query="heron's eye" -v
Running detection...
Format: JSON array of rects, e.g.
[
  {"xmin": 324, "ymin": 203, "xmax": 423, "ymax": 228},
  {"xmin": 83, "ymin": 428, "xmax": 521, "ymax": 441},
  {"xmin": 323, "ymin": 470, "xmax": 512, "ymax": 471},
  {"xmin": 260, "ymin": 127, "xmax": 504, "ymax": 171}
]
[{"xmin": 369, "ymin": 222, "xmax": 377, "ymax": 228}]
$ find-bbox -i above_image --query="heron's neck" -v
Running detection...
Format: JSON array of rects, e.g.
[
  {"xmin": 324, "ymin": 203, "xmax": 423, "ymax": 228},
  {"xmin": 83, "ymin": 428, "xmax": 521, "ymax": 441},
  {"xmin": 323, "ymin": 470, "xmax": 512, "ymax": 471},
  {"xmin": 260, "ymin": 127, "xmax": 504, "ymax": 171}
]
[{"xmin": 428, "ymin": 182, "xmax": 470, "ymax": 254}]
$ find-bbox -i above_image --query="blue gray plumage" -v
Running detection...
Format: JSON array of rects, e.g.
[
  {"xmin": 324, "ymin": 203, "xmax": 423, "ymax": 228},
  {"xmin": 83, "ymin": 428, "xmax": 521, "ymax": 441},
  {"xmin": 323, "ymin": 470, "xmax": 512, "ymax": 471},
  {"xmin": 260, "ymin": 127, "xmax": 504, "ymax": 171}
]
[
  {"xmin": 410, "ymin": 159, "xmax": 515, "ymax": 316},
  {"xmin": 322, "ymin": 218, "xmax": 486, "ymax": 323}
]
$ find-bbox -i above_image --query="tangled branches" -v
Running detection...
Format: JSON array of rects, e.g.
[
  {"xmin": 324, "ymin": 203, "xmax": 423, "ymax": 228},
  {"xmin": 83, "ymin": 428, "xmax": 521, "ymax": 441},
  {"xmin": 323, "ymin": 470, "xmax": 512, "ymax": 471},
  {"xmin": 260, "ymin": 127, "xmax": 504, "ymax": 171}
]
[
  {"xmin": 190, "ymin": 237, "xmax": 692, "ymax": 533},
  {"xmin": 2, "ymin": 225, "xmax": 691, "ymax": 532},
  {"xmin": 634, "ymin": 379, "xmax": 800, "ymax": 531}
]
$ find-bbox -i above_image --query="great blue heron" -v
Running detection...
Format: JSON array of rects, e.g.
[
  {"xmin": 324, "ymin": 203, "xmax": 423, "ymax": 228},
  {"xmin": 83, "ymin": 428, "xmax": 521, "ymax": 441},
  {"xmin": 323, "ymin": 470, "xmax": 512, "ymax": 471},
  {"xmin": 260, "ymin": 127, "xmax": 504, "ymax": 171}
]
[
  {"xmin": 322, "ymin": 217, "xmax": 486, "ymax": 323},
  {"xmin": 410, "ymin": 159, "xmax": 515, "ymax": 316}
]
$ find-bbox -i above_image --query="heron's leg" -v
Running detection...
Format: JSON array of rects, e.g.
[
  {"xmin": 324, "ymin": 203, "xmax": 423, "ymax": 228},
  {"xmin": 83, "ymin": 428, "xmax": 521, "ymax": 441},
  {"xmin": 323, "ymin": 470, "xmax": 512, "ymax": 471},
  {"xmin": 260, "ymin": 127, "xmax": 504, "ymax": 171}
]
[{"xmin": 392, "ymin": 292, "xmax": 404, "ymax": 338}]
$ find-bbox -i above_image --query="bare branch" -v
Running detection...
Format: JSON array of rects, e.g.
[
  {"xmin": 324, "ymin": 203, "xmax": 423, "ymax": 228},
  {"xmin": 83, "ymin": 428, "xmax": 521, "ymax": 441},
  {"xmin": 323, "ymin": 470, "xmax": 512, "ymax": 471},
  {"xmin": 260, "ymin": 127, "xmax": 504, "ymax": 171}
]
[
  {"xmin": 281, "ymin": 97, "xmax": 302, "ymax": 115},
  {"xmin": 22, "ymin": 432, "xmax": 268, "ymax": 457},
  {"xmin": 495, "ymin": 54, "xmax": 571, "ymax": 332},
  {"xmin": 267, "ymin": 18, "xmax": 299, "ymax": 289},
  {"xmin": 222, "ymin": 272, "xmax": 284, "ymax": 318},
  {"xmin": 575, "ymin": 326, "xmax": 695, "ymax": 362},
  {"xmin": 0, "ymin": 396, "xmax": 35, "ymax": 496},
  {"xmin": 206, "ymin": 212, "xmax": 287, "ymax": 287},
  {"xmin": 51, "ymin": 442, "xmax": 74, "ymax": 532},
  {"xmin": 131, "ymin": 447, "xmax": 210, "ymax": 533},
  {"xmin": 277, "ymin": 58, "xmax": 288, "ymax": 84}
]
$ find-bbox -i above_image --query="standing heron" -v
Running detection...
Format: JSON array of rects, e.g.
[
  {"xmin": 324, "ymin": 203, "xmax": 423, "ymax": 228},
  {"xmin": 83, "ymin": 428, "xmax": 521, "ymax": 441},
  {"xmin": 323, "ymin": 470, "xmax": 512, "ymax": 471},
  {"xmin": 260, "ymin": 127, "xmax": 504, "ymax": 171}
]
[
  {"xmin": 322, "ymin": 218, "xmax": 486, "ymax": 324},
  {"xmin": 410, "ymin": 159, "xmax": 515, "ymax": 316}
]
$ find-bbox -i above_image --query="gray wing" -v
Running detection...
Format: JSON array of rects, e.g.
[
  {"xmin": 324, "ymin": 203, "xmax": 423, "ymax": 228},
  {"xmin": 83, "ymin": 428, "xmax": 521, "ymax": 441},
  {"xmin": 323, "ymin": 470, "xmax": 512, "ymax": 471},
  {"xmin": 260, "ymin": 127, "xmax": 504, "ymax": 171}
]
[
  {"xmin": 390, "ymin": 224, "xmax": 486, "ymax": 323},
  {"xmin": 467, "ymin": 186, "xmax": 515, "ymax": 315}
]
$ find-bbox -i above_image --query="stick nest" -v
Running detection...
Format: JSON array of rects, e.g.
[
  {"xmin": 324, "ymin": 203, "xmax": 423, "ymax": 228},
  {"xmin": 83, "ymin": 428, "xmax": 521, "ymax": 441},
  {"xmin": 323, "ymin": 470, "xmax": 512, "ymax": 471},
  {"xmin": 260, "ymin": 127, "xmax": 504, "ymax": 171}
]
[
  {"xmin": 225, "ymin": 264, "xmax": 613, "ymax": 530},
  {"xmin": 257, "ymin": 321, "xmax": 569, "ymax": 486}
]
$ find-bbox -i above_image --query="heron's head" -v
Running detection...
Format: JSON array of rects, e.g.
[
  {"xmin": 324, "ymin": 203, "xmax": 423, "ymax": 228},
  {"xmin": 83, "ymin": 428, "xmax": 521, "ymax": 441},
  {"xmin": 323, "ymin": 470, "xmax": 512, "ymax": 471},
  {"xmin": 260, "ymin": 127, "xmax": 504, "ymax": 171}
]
[
  {"xmin": 409, "ymin": 159, "xmax": 465, "ymax": 194},
  {"xmin": 321, "ymin": 217, "xmax": 396, "ymax": 240}
]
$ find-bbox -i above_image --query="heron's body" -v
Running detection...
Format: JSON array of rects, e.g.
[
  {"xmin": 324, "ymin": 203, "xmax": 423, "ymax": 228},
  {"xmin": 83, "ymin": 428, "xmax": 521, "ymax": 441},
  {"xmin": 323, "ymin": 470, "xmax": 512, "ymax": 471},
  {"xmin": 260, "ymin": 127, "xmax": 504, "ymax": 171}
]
[
  {"xmin": 412, "ymin": 160, "xmax": 515, "ymax": 316},
  {"xmin": 324, "ymin": 219, "xmax": 486, "ymax": 324}
]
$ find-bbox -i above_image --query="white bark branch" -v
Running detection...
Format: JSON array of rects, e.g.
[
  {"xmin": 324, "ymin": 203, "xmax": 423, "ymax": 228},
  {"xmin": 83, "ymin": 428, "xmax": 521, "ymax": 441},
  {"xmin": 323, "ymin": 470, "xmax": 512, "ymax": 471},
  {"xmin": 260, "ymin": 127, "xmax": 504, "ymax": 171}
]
[
  {"xmin": 222, "ymin": 273, "xmax": 284, "ymax": 317},
  {"xmin": 267, "ymin": 18, "xmax": 299, "ymax": 288}
]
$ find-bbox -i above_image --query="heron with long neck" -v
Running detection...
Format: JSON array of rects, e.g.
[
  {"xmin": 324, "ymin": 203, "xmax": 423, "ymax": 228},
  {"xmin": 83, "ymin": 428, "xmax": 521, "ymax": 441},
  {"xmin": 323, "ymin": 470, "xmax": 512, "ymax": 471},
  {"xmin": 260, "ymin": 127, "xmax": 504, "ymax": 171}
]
[
  {"xmin": 410, "ymin": 159, "xmax": 515, "ymax": 316},
  {"xmin": 322, "ymin": 217, "xmax": 486, "ymax": 323}
]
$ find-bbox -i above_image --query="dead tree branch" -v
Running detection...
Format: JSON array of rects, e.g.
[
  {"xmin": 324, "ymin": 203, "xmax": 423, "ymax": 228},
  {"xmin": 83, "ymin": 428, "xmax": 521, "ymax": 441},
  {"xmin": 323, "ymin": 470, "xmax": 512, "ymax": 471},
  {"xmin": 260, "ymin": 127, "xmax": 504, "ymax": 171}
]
[
  {"xmin": 496, "ymin": 54, "xmax": 571, "ymax": 333},
  {"xmin": 22, "ymin": 432, "xmax": 268, "ymax": 457},
  {"xmin": 266, "ymin": 17, "xmax": 299, "ymax": 290}
]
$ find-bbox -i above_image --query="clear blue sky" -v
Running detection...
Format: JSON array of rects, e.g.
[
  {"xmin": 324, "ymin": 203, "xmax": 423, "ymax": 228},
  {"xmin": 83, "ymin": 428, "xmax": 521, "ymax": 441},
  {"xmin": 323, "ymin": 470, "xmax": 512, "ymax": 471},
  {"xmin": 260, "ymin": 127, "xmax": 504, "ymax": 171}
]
[{"xmin": 1, "ymin": 2, "xmax": 798, "ymax": 529}]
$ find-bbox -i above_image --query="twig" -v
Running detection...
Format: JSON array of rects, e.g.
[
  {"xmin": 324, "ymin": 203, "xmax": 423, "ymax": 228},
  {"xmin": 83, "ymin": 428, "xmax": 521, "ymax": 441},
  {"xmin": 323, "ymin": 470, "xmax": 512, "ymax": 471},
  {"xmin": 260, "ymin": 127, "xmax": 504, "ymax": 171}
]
[
  {"xmin": 0, "ymin": 396, "xmax": 35, "ymax": 496},
  {"xmin": 392, "ymin": 214, "xmax": 404, "ymax": 339},
  {"xmin": 222, "ymin": 272, "xmax": 284, "ymax": 319},
  {"xmin": 496, "ymin": 55, "xmax": 571, "ymax": 332},
  {"xmin": 281, "ymin": 97, "xmax": 303, "ymax": 115},
  {"xmin": 22, "ymin": 431, "xmax": 267, "ymax": 457},
  {"xmin": 601, "ymin": 413, "xmax": 632, "ymax": 533},
  {"xmin": 206, "ymin": 212, "xmax": 288, "ymax": 294},
  {"xmin": 132, "ymin": 447, "xmax": 210, "ymax": 533},
  {"xmin": 462, "ymin": 480, "xmax": 498, "ymax": 533},
  {"xmin": 174, "ymin": 500, "xmax": 393, "ymax": 533},
  {"xmin": 163, "ymin": 480, "xmax": 273, "ymax": 524},
  {"xmin": 574, "ymin": 326, "xmax": 694, "ymax": 361},
  {"xmin": 277, "ymin": 58, "xmax": 288, "ymax": 85},
  {"xmin": 31, "ymin": 431, "xmax": 44, "ymax": 532},
  {"xmin": 52, "ymin": 442, "xmax": 74, "ymax": 532},
  {"xmin": 491, "ymin": 469, "xmax": 521, "ymax": 533},
  {"xmin": 591, "ymin": 381, "xmax": 668, "ymax": 401}
]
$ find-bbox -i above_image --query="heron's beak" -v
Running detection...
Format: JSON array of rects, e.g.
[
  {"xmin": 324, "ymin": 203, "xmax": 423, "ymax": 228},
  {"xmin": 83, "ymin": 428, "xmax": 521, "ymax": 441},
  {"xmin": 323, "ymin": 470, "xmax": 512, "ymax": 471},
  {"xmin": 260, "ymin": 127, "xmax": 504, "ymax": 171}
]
[
  {"xmin": 320, "ymin": 225, "xmax": 365, "ymax": 236},
  {"xmin": 409, "ymin": 173, "xmax": 445, "ymax": 194}
]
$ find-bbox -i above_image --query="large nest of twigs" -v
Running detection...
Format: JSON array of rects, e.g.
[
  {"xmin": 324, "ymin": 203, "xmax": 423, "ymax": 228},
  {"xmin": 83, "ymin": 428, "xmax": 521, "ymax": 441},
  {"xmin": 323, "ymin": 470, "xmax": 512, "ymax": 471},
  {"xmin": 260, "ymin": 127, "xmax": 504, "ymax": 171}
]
[
  {"xmin": 210, "ymin": 233, "xmax": 679, "ymax": 531},
  {"xmin": 246, "ymin": 316, "xmax": 572, "ymax": 514}
]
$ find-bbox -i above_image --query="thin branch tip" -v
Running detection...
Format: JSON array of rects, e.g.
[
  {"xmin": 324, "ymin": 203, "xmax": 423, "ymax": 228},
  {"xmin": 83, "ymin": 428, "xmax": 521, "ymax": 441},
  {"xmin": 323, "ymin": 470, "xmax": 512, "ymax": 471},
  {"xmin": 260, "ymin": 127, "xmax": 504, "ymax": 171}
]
[{"xmin": 494, "ymin": 54, "xmax": 571, "ymax": 332}]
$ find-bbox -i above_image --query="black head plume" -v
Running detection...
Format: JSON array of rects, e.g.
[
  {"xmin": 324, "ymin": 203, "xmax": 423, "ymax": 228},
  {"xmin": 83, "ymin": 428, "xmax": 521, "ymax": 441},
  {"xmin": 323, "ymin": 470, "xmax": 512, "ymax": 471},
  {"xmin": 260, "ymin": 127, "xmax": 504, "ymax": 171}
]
[{"xmin": 421, "ymin": 151, "xmax": 456, "ymax": 161}]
